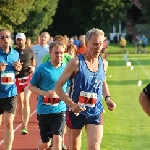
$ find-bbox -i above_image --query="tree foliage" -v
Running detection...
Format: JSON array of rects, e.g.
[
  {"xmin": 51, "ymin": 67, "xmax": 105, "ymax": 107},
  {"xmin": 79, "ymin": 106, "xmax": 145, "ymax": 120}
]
[
  {"xmin": 0, "ymin": 0, "xmax": 58, "ymax": 40},
  {"xmin": 16, "ymin": 0, "xmax": 58, "ymax": 39},
  {"xmin": 0, "ymin": 0, "xmax": 34, "ymax": 30},
  {"xmin": 48, "ymin": 0, "xmax": 131, "ymax": 37},
  {"xmin": 139, "ymin": 0, "xmax": 150, "ymax": 24},
  {"xmin": 0, "ymin": 0, "xmax": 133, "ymax": 39}
]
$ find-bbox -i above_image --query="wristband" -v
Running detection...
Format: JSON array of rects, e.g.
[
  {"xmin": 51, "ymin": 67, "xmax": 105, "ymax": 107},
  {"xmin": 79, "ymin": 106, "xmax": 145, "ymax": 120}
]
[{"xmin": 105, "ymin": 96, "xmax": 111, "ymax": 101}]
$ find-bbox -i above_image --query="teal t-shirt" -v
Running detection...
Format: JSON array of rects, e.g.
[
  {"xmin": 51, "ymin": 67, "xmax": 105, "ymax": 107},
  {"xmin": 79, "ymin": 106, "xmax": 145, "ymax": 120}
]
[
  {"xmin": 30, "ymin": 62, "xmax": 67, "ymax": 114},
  {"xmin": 42, "ymin": 53, "xmax": 72, "ymax": 64}
]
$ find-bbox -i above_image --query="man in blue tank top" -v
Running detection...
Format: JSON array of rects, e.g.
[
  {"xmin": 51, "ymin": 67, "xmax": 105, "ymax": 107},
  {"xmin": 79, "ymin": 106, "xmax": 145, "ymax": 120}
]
[
  {"xmin": 0, "ymin": 29, "xmax": 22, "ymax": 150},
  {"xmin": 55, "ymin": 28, "xmax": 116, "ymax": 150},
  {"xmin": 28, "ymin": 41, "xmax": 67, "ymax": 150}
]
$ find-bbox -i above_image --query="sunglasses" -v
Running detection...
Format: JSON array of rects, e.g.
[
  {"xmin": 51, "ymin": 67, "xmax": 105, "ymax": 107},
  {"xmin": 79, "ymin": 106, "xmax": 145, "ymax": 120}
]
[{"xmin": 0, "ymin": 35, "xmax": 11, "ymax": 39}]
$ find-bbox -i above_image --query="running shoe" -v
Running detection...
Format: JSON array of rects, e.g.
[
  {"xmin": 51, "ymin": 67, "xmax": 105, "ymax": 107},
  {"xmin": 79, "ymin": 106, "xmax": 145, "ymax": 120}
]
[
  {"xmin": 21, "ymin": 127, "xmax": 28, "ymax": 135},
  {"xmin": 62, "ymin": 141, "xmax": 68, "ymax": 150}
]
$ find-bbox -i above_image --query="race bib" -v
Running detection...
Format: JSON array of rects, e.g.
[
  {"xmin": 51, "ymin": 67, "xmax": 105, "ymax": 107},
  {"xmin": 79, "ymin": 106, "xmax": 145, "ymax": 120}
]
[
  {"xmin": 43, "ymin": 95, "xmax": 60, "ymax": 106},
  {"xmin": 78, "ymin": 91, "xmax": 97, "ymax": 107},
  {"xmin": 1, "ymin": 72, "xmax": 15, "ymax": 85},
  {"xmin": 17, "ymin": 76, "xmax": 29, "ymax": 85}
]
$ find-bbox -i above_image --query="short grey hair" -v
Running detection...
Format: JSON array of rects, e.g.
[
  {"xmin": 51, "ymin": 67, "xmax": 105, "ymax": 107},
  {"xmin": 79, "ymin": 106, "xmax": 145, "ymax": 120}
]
[
  {"xmin": 85, "ymin": 28, "xmax": 104, "ymax": 42},
  {"xmin": 49, "ymin": 41, "xmax": 65, "ymax": 52},
  {"xmin": 40, "ymin": 32, "xmax": 50, "ymax": 38}
]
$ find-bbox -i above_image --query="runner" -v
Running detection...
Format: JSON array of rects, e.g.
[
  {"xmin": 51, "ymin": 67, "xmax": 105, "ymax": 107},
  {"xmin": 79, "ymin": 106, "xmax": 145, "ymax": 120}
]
[
  {"xmin": 32, "ymin": 32, "xmax": 50, "ymax": 66},
  {"xmin": 15, "ymin": 33, "xmax": 36, "ymax": 135},
  {"xmin": 0, "ymin": 29, "xmax": 22, "ymax": 150},
  {"xmin": 42, "ymin": 35, "xmax": 72, "ymax": 65},
  {"xmin": 42, "ymin": 35, "xmax": 69, "ymax": 150},
  {"xmin": 28, "ymin": 41, "xmax": 67, "ymax": 150},
  {"xmin": 55, "ymin": 28, "xmax": 116, "ymax": 150}
]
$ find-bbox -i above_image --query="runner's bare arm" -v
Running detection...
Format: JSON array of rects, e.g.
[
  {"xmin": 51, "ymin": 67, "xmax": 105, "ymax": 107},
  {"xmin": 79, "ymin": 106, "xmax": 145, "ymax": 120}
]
[
  {"xmin": 102, "ymin": 60, "xmax": 116, "ymax": 110},
  {"xmin": 30, "ymin": 58, "xmax": 36, "ymax": 67},
  {"xmin": 55, "ymin": 57, "xmax": 79, "ymax": 108},
  {"xmin": 139, "ymin": 91, "xmax": 150, "ymax": 116},
  {"xmin": 28, "ymin": 83, "xmax": 46, "ymax": 96},
  {"xmin": 103, "ymin": 59, "xmax": 108, "ymax": 72},
  {"xmin": 29, "ymin": 59, "xmax": 36, "ymax": 73},
  {"xmin": 102, "ymin": 59, "xmax": 109, "ymax": 97},
  {"xmin": 102, "ymin": 58, "xmax": 109, "ymax": 95}
]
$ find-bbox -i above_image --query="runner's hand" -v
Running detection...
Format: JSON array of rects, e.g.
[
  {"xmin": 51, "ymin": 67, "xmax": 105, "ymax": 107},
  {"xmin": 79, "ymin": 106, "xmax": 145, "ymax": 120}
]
[
  {"xmin": 106, "ymin": 99, "xmax": 116, "ymax": 111},
  {"xmin": 0, "ymin": 62, "xmax": 7, "ymax": 72},
  {"xmin": 13, "ymin": 59, "xmax": 22, "ymax": 71},
  {"xmin": 29, "ymin": 66, "xmax": 35, "ymax": 74},
  {"xmin": 71, "ymin": 103, "xmax": 86, "ymax": 114},
  {"xmin": 43, "ymin": 90, "xmax": 58, "ymax": 98}
]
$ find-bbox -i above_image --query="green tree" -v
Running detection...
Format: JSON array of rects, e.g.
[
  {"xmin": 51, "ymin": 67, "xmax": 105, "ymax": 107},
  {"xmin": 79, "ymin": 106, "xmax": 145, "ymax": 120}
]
[
  {"xmin": 49, "ymin": 0, "xmax": 131, "ymax": 37},
  {"xmin": 0, "ymin": 0, "xmax": 58, "ymax": 40},
  {"xmin": 0, "ymin": 0, "xmax": 34, "ymax": 31},
  {"xmin": 139, "ymin": 0, "xmax": 150, "ymax": 24},
  {"xmin": 15, "ymin": 0, "xmax": 58, "ymax": 40}
]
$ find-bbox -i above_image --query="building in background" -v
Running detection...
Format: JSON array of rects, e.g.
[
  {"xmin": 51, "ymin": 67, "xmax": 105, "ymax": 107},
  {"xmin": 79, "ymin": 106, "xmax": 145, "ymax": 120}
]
[{"xmin": 110, "ymin": 0, "xmax": 150, "ymax": 43}]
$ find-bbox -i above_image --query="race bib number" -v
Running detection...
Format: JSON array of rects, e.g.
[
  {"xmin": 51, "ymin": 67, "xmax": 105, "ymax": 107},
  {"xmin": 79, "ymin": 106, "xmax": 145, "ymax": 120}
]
[
  {"xmin": 43, "ymin": 95, "xmax": 60, "ymax": 106},
  {"xmin": 1, "ymin": 72, "xmax": 15, "ymax": 85},
  {"xmin": 17, "ymin": 76, "xmax": 29, "ymax": 85},
  {"xmin": 78, "ymin": 91, "xmax": 97, "ymax": 107}
]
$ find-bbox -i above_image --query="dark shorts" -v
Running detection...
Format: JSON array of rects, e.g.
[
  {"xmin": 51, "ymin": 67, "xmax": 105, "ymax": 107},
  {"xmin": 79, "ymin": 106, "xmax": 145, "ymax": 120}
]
[
  {"xmin": 16, "ymin": 74, "xmax": 32, "ymax": 93},
  {"xmin": 136, "ymin": 43, "xmax": 140, "ymax": 47},
  {"xmin": 66, "ymin": 110, "xmax": 104, "ymax": 129},
  {"xmin": 37, "ymin": 112, "xmax": 66, "ymax": 143},
  {"xmin": 0, "ymin": 96, "xmax": 17, "ymax": 115},
  {"xmin": 142, "ymin": 43, "xmax": 146, "ymax": 48}
]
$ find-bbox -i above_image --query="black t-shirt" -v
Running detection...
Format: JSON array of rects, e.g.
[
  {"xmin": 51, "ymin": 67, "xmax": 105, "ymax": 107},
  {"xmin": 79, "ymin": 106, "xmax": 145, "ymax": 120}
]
[{"xmin": 15, "ymin": 47, "xmax": 35, "ymax": 78}]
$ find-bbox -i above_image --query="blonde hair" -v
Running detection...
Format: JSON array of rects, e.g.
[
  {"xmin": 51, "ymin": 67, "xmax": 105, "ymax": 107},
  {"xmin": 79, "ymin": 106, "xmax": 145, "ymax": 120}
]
[{"xmin": 53, "ymin": 35, "xmax": 67, "ymax": 45}]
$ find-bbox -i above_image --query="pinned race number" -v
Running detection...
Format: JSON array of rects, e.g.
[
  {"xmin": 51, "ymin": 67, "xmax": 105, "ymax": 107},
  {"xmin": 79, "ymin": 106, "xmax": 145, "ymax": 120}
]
[
  {"xmin": 43, "ymin": 95, "xmax": 60, "ymax": 106},
  {"xmin": 78, "ymin": 91, "xmax": 97, "ymax": 108},
  {"xmin": 1, "ymin": 72, "xmax": 15, "ymax": 85}
]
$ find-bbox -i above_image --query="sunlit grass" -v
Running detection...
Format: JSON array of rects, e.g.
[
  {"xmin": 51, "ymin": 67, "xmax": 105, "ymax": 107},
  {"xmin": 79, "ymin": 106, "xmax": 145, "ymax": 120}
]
[{"xmin": 81, "ymin": 52, "xmax": 150, "ymax": 150}]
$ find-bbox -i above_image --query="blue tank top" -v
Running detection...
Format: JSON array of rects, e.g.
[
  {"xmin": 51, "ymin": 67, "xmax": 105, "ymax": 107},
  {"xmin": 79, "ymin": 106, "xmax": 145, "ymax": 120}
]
[{"xmin": 69, "ymin": 54, "xmax": 105, "ymax": 116}]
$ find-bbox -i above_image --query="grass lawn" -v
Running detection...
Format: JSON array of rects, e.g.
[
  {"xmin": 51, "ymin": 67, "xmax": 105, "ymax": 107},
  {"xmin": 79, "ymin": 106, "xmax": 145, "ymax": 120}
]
[
  {"xmin": 107, "ymin": 43, "xmax": 150, "ymax": 54},
  {"xmin": 81, "ymin": 44, "xmax": 150, "ymax": 149}
]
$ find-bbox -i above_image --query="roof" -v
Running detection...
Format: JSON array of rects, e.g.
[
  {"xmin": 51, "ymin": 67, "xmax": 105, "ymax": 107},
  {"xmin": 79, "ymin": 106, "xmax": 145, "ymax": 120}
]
[{"xmin": 129, "ymin": 0, "xmax": 142, "ymax": 9}]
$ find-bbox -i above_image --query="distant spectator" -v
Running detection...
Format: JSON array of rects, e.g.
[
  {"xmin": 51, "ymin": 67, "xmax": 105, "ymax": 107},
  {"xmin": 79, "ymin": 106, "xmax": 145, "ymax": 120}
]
[
  {"xmin": 73, "ymin": 35, "xmax": 81, "ymax": 49},
  {"xmin": 68, "ymin": 38, "xmax": 74, "ymax": 45},
  {"xmin": 48, "ymin": 36, "xmax": 53, "ymax": 45},
  {"xmin": 77, "ymin": 36, "xmax": 86, "ymax": 54},
  {"xmin": 32, "ymin": 32, "xmax": 50, "ymax": 66},
  {"xmin": 141, "ymin": 35, "xmax": 148, "ymax": 53},
  {"xmin": 26, "ymin": 38, "xmax": 32, "ymax": 48},
  {"xmin": 34, "ymin": 36, "xmax": 40, "ymax": 44},
  {"xmin": 53, "ymin": 35, "xmax": 67, "ymax": 47},
  {"xmin": 134, "ymin": 35, "xmax": 141, "ymax": 53},
  {"xmin": 113, "ymin": 34, "xmax": 118, "ymax": 43},
  {"xmin": 139, "ymin": 35, "xmax": 143, "ymax": 44},
  {"xmin": 100, "ymin": 36, "xmax": 108, "ymax": 59},
  {"xmin": 66, "ymin": 44, "xmax": 77, "ymax": 58},
  {"xmin": 64, "ymin": 35, "xmax": 69, "ymax": 42},
  {"xmin": 119, "ymin": 37, "xmax": 127, "ymax": 52}
]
